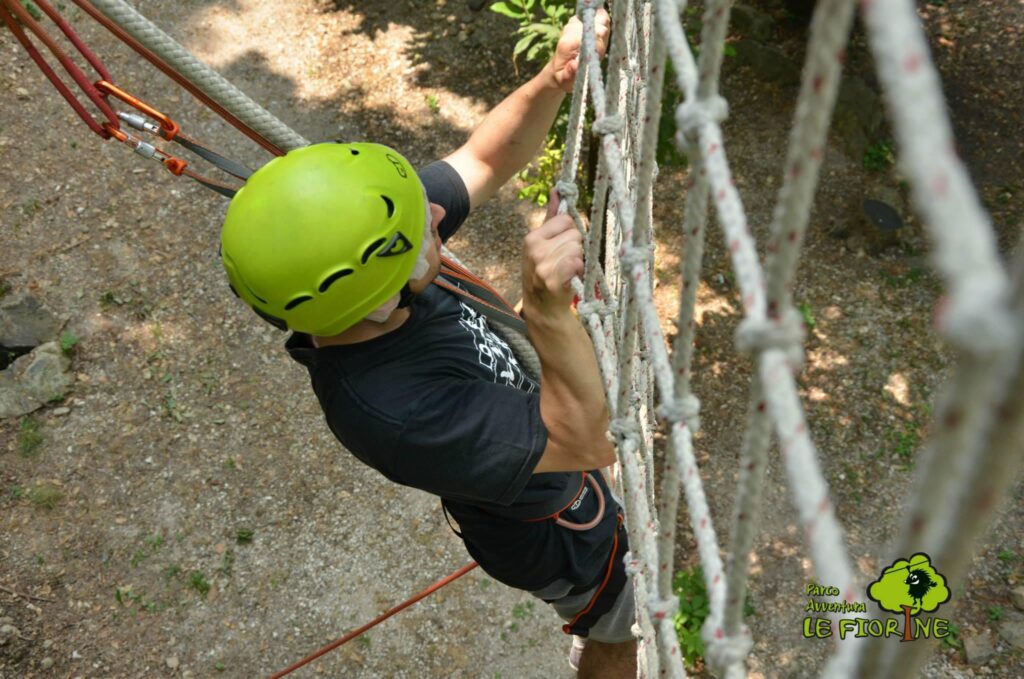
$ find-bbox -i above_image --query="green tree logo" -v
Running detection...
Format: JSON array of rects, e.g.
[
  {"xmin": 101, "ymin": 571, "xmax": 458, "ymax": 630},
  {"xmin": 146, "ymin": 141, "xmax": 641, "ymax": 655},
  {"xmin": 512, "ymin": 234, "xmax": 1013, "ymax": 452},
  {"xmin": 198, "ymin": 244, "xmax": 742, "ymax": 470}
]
[{"xmin": 868, "ymin": 553, "xmax": 950, "ymax": 616}]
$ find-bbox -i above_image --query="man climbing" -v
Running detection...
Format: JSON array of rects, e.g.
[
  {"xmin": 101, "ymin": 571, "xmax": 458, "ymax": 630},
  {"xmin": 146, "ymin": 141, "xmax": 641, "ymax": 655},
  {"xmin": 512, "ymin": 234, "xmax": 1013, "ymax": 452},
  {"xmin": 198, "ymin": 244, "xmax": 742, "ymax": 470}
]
[{"xmin": 220, "ymin": 10, "xmax": 636, "ymax": 677}]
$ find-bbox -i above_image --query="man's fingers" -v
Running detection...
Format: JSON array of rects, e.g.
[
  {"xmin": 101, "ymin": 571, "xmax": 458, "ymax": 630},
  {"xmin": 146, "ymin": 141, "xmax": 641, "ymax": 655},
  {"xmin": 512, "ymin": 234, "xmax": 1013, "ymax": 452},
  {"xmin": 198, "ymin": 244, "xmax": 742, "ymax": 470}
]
[
  {"xmin": 546, "ymin": 189, "xmax": 561, "ymax": 220},
  {"xmin": 531, "ymin": 213, "xmax": 576, "ymax": 240}
]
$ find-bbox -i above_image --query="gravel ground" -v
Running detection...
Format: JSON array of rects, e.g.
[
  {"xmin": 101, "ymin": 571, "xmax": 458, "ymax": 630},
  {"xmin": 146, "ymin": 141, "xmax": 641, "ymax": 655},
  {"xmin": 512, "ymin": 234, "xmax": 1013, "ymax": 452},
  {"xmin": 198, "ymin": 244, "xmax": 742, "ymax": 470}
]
[{"xmin": 1, "ymin": 1, "xmax": 1021, "ymax": 678}]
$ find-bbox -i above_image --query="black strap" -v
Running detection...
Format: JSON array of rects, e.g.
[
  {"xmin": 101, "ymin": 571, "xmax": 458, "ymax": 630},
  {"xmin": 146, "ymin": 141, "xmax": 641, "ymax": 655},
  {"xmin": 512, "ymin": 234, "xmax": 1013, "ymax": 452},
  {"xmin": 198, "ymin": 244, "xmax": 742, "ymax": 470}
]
[
  {"xmin": 172, "ymin": 132, "xmax": 253, "ymax": 180},
  {"xmin": 435, "ymin": 271, "xmax": 528, "ymax": 336},
  {"xmin": 440, "ymin": 500, "xmax": 463, "ymax": 538}
]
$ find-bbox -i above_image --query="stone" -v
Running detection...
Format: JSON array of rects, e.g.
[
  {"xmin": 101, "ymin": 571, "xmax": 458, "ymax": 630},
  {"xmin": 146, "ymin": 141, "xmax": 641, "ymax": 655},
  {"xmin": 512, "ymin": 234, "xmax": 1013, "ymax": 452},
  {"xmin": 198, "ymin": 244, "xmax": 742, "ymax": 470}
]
[
  {"xmin": 998, "ymin": 618, "xmax": 1024, "ymax": 650},
  {"xmin": 732, "ymin": 40, "xmax": 801, "ymax": 87},
  {"xmin": 1011, "ymin": 585, "xmax": 1024, "ymax": 611},
  {"xmin": 0, "ymin": 341, "xmax": 73, "ymax": 418},
  {"xmin": 832, "ymin": 76, "xmax": 886, "ymax": 161},
  {"xmin": 731, "ymin": 4, "xmax": 774, "ymax": 41},
  {"xmin": 40, "ymin": 657, "xmax": 54, "ymax": 669},
  {"xmin": 962, "ymin": 630, "xmax": 996, "ymax": 665},
  {"xmin": 166, "ymin": 656, "xmax": 180, "ymax": 670},
  {"xmin": 0, "ymin": 293, "xmax": 62, "ymax": 349}
]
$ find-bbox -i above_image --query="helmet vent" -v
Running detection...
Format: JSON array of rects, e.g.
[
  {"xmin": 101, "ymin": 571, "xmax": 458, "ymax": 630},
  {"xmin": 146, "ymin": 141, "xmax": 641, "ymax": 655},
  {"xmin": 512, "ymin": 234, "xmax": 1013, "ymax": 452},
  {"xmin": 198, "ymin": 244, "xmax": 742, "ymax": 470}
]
[
  {"xmin": 361, "ymin": 238, "xmax": 387, "ymax": 264},
  {"xmin": 253, "ymin": 306, "xmax": 288, "ymax": 331},
  {"xmin": 377, "ymin": 231, "xmax": 414, "ymax": 257},
  {"xmin": 381, "ymin": 195, "xmax": 395, "ymax": 218},
  {"xmin": 350, "ymin": 149, "xmax": 360, "ymax": 156},
  {"xmin": 319, "ymin": 268, "xmax": 354, "ymax": 293},
  {"xmin": 285, "ymin": 295, "xmax": 313, "ymax": 310}
]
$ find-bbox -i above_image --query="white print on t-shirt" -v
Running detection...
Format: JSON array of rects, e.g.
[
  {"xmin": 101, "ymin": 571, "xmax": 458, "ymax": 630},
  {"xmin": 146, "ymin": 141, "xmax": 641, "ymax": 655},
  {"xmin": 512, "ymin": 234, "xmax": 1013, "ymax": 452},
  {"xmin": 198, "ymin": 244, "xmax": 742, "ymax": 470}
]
[{"xmin": 457, "ymin": 301, "xmax": 538, "ymax": 393}]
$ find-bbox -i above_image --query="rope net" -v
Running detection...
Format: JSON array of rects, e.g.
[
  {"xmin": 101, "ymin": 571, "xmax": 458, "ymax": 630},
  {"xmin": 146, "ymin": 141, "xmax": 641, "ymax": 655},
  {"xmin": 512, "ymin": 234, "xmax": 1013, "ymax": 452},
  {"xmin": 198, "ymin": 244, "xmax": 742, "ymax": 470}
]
[
  {"xmin": 558, "ymin": 1, "xmax": 1024, "ymax": 677},
  {"xmin": 67, "ymin": 1, "xmax": 1022, "ymax": 676}
]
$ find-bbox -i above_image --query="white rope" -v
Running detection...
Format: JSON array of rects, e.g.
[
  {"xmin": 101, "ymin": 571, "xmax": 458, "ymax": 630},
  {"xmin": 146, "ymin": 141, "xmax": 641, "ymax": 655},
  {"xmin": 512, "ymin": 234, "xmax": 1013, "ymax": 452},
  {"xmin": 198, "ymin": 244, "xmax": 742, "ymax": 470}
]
[
  {"xmin": 558, "ymin": 1, "xmax": 1022, "ymax": 678},
  {"xmin": 90, "ymin": 0, "xmax": 309, "ymax": 152}
]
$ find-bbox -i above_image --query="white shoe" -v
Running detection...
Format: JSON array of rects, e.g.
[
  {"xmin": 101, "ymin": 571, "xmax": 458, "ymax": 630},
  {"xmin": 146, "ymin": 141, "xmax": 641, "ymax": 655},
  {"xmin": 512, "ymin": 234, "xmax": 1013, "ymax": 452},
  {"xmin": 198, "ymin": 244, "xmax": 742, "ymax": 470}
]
[{"xmin": 568, "ymin": 635, "xmax": 587, "ymax": 672}]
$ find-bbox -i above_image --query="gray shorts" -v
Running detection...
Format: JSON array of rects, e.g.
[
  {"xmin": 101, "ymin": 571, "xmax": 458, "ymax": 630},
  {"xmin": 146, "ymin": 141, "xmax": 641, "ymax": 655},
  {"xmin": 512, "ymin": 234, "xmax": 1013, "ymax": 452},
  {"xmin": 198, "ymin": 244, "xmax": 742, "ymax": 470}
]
[{"xmin": 531, "ymin": 573, "xmax": 636, "ymax": 644}]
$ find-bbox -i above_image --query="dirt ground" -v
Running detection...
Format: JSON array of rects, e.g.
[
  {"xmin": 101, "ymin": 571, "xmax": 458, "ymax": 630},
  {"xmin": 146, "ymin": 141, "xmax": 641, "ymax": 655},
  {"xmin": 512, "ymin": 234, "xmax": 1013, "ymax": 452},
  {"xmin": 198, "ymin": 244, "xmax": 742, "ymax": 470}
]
[{"xmin": 1, "ymin": 1, "xmax": 1021, "ymax": 678}]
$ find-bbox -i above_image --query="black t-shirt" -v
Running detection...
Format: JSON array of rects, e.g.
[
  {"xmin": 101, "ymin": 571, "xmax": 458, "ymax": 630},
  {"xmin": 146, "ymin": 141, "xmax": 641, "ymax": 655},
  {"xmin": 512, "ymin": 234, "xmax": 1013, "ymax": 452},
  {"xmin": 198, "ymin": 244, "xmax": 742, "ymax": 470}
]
[{"xmin": 286, "ymin": 161, "xmax": 618, "ymax": 591}]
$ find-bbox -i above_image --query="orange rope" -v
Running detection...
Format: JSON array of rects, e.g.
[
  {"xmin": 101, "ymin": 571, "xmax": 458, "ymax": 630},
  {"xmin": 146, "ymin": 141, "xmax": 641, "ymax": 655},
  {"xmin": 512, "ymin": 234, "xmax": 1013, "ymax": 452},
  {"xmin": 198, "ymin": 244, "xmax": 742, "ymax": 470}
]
[{"xmin": 267, "ymin": 561, "xmax": 478, "ymax": 679}]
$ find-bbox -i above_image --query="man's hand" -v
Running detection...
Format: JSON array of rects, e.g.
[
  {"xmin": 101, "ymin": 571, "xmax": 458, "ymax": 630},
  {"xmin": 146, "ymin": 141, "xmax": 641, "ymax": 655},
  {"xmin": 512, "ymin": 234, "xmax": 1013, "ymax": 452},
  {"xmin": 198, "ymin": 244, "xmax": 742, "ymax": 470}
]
[
  {"xmin": 522, "ymin": 193, "xmax": 584, "ymax": 313},
  {"xmin": 549, "ymin": 9, "xmax": 611, "ymax": 93}
]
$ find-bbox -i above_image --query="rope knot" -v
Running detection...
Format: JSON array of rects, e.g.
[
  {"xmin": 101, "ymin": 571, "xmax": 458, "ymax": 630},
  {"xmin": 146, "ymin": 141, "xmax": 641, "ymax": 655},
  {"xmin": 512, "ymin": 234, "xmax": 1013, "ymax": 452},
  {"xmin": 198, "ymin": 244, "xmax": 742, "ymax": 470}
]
[
  {"xmin": 609, "ymin": 417, "xmax": 640, "ymax": 442},
  {"xmin": 593, "ymin": 114, "xmax": 625, "ymax": 136},
  {"xmin": 623, "ymin": 551, "xmax": 642, "ymax": 577},
  {"xmin": 555, "ymin": 180, "xmax": 580, "ymax": 205},
  {"xmin": 702, "ymin": 621, "xmax": 754, "ymax": 674},
  {"xmin": 735, "ymin": 308, "xmax": 805, "ymax": 366},
  {"xmin": 656, "ymin": 394, "xmax": 701, "ymax": 432},
  {"xmin": 576, "ymin": 299, "xmax": 610, "ymax": 319},
  {"xmin": 619, "ymin": 244, "xmax": 653, "ymax": 270},
  {"xmin": 647, "ymin": 595, "xmax": 679, "ymax": 621},
  {"xmin": 674, "ymin": 95, "xmax": 729, "ymax": 139}
]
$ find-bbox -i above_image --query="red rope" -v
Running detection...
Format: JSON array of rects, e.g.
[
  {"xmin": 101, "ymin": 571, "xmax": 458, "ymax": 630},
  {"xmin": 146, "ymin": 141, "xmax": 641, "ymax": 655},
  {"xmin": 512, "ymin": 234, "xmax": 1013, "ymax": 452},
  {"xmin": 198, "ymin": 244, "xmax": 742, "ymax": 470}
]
[{"xmin": 267, "ymin": 561, "xmax": 478, "ymax": 679}]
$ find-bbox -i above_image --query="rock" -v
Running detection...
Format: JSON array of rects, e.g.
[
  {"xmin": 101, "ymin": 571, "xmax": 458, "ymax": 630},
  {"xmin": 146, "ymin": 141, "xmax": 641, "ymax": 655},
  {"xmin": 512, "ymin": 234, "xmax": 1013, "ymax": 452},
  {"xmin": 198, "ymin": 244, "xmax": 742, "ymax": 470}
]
[
  {"xmin": 166, "ymin": 655, "xmax": 180, "ymax": 669},
  {"xmin": 832, "ymin": 76, "xmax": 886, "ymax": 161},
  {"xmin": 998, "ymin": 618, "xmax": 1024, "ymax": 650},
  {"xmin": 15, "ymin": 87, "xmax": 30, "ymax": 99},
  {"xmin": 0, "ymin": 342, "xmax": 73, "ymax": 418},
  {"xmin": 0, "ymin": 293, "xmax": 61, "ymax": 349},
  {"xmin": 731, "ymin": 4, "xmax": 774, "ymax": 41},
  {"xmin": 962, "ymin": 630, "xmax": 996, "ymax": 665},
  {"xmin": 1011, "ymin": 586, "xmax": 1024, "ymax": 611},
  {"xmin": 0, "ymin": 623, "xmax": 17, "ymax": 646},
  {"xmin": 732, "ymin": 40, "xmax": 800, "ymax": 87},
  {"xmin": 40, "ymin": 657, "xmax": 54, "ymax": 669}
]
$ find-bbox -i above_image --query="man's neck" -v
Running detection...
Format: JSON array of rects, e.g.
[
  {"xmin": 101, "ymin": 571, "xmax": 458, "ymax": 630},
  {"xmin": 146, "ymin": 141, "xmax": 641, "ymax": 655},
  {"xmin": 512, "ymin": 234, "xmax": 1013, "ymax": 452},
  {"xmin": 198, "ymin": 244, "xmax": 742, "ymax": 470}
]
[{"xmin": 312, "ymin": 307, "xmax": 412, "ymax": 347}]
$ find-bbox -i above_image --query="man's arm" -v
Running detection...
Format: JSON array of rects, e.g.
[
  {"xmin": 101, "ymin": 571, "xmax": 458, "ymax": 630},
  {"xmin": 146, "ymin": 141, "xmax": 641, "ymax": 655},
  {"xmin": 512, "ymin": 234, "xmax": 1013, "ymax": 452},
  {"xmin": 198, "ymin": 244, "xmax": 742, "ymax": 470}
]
[
  {"xmin": 524, "ymin": 196, "xmax": 616, "ymax": 474},
  {"xmin": 444, "ymin": 11, "xmax": 610, "ymax": 209}
]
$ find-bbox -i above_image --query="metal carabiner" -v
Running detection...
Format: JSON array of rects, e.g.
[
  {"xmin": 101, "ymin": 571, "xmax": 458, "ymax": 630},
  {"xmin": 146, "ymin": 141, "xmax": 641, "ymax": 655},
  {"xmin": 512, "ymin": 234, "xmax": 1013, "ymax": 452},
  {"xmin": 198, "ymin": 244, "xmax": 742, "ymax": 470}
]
[
  {"xmin": 95, "ymin": 79, "xmax": 180, "ymax": 140},
  {"xmin": 102, "ymin": 123, "xmax": 187, "ymax": 176}
]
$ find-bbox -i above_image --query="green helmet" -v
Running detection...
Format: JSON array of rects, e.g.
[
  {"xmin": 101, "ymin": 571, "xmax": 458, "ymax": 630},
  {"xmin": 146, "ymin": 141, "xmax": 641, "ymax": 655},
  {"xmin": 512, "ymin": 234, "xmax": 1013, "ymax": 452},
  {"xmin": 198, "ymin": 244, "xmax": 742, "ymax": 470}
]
[{"xmin": 220, "ymin": 142, "xmax": 428, "ymax": 336}]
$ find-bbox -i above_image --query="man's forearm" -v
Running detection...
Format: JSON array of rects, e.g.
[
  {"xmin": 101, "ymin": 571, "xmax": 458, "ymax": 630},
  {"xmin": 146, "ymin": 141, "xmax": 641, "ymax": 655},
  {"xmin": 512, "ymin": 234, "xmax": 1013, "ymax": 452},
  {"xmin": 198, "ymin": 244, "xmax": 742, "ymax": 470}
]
[
  {"xmin": 445, "ymin": 64, "xmax": 565, "ymax": 207},
  {"xmin": 527, "ymin": 306, "xmax": 616, "ymax": 472}
]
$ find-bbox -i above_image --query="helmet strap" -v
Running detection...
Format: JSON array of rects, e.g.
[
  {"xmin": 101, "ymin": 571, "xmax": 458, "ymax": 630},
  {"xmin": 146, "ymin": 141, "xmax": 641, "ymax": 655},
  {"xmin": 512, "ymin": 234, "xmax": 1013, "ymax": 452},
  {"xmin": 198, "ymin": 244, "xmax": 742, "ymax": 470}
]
[{"xmin": 397, "ymin": 283, "xmax": 415, "ymax": 309}]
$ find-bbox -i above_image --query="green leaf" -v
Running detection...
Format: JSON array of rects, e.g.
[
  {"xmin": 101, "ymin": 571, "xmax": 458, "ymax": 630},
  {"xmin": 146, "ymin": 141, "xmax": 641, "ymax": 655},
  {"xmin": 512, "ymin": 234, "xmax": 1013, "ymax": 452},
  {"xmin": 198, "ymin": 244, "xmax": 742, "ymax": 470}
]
[
  {"xmin": 513, "ymin": 34, "xmax": 536, "ymax": 57},
  {"xmin": 525, "ymin": 22, "xmax": 561, "ymax": 38},
  {"xmin": 490, "ymin": 2, "xmax": 524, "ymax": 19}
]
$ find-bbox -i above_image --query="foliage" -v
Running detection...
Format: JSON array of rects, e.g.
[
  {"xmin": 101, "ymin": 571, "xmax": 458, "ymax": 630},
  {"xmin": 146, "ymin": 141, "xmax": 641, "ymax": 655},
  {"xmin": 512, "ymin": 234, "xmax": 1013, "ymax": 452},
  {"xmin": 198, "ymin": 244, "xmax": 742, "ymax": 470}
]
[
  {"xmin": 18, "ymin": 416, "xmax": 43, "ymax": 456},
  {"xmin": 659, "ymin": 61, "xmax": 691, "ymax": 169},
  {"xmin": 490, "ymin": 0, "xmax": 574, "ymax": 67},
  {"xmin": 20, "ymin": 1, "xmax": 42, "ymax": 22},
  {"xmin": 517, "ymin": 134, "xmax": 564, "ymax": 206},
  {"xmin": 673, "ymin": 566, "xmax": 755, "ymax": 668},
  {"xmin": 863, "ymin": 140, "xmax": 895, "ymax": 172},
  {"xmin": 28, "ymin": 482, "xmax": 63, "ymax": 509},
  {"xmin": 673, "ymin": 567, "xmax": 711, "ymax": 668},
  {"xmin": 493, "ymin": 1, "xmax": 690, "ymax": 208},
  {"xmin": 60, "ymin": 330, "xmax": 79, "ymax": 355},
  {"xmin": 188, "ymin": 570, "xmax": 211, "ymax": 598},
  {"xmin": 798, "ymin": 301, "xmax": 816, "ymax": 331}
]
